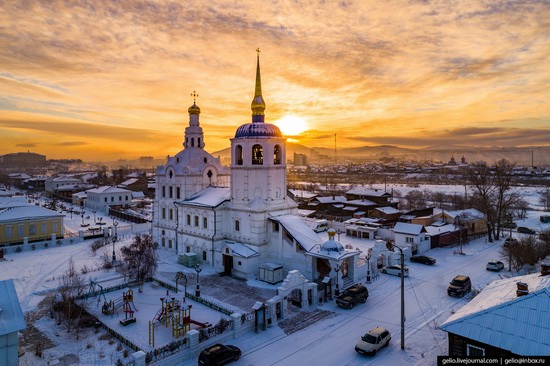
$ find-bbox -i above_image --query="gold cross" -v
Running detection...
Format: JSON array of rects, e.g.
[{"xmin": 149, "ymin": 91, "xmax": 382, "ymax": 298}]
[
  {"xmin": 256, "ymin": 48, "xmax": 261, "ymax": 57},
  {"xmin": 190, "ymin": 90, "xmax": 199, "ymax": 103}
]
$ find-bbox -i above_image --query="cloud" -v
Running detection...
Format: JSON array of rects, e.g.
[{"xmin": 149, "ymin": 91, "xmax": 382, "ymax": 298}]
[
  {"xmin": 56, "ymin": 141, "xmax": 88, "ymax": 146},
  {"xmin": 15, "ymin": 143, "xmax": 38, "ymax": 148}
]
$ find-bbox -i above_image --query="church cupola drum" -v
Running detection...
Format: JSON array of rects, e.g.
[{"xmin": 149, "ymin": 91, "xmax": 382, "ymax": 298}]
[{"xmin": 230, "ymin": 50, "xmax": 288, "ymax": 207}]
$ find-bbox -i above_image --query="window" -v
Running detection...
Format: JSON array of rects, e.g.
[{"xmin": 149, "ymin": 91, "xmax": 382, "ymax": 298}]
[
  {"xmin": 252, "ymin": 144, "xmax": 263, "ymax": 165},
  {"xmin": 161, "ymin": 238, "xmax": 165, "ymax": 247},
  {"xmin": 5, "ymin": 226, "xmax": 13, "ymax": 239},
  {"xmin": 176, "ymin": 187, "xmax": 180, "ymax": 199},
  {"xmin": 169, "ymin": 186, "xmax": 173, "ymax": 198},
  {"xmin": 29, "ymin": 224, "xmax": 36, "ymax": 235},
  {"xmin": 406, "ymin": 237, "xmax": 414, "ymax": 243},
  {"xmin": 119, "ymin": 196, "xmax": 122, "ymax": 201},
  {"xmin": 235, "ymin": 145, "xmax": 243, "ymax": 165},
  {"xmin": 18, "ymin": 225, "xmax": 24, "ymax": 237},
  {"xmin": 162, "ymin": 208, "xmax": 166, "ymax": 219},
  {"xmin": 203, "ymin": 217, "xmax": 208, "ymax": 229},
  {"xmin": 466, "ymin": 344, "xmax": 485, "ymax": 357},
  {"xmin": 169, "ymin": 209, "xmax": 173, "ymax": 220},
  {"xmin": 168, "ymin": 240, "xmax": 172, "ymax": 249},
  {"xmin": 162, "ymin": 186, "xmax": 166, "ymax": 198},
  {"xmin": 186, "ymin": 214, "xmax": 191, "ymax": 226},
  {"xmin": 198, "ymin": 138, "xmax": 201, "ymax": 147},
  {"xmin": 202, "ymin": 251, "xmax": 207, "ymax": 260},
  {"xmin": 273, "ymin": 222, "xmax": 279, "ymax": 232},
  {"xmin": 194, "ymin": 216, "xmax": 199, "ymax": 227},
  {"xmin": 41, "ymin": 222, "xmax": 47, "ymax": 234},
  {"xmin": 235, "ymin": 220, "xmax": 240, "ymax": 231},
  {"xmin": 104, "ymin": 197, "xmax": 107, "ymax": 202},
  {"xmin": 111, "ymin": 197, "xmax": 114, "ymax": 202},
  {"xmin": 274, "ymin": 145, "xmax": 282, "ymax": 164},
  {"xmin": 125, "ymin": 195, "xmax": 128, "ymax": 201},
  {"xmin": 186, "ymin": 246, "xmax": 190, "ymax": 253}
]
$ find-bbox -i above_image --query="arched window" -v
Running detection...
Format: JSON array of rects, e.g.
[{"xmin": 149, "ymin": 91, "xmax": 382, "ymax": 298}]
[
  {"xmin": 198, "ymin": 138, "xmax": 201, "ymax": 147},
  {"xmin": 252, "ymin": 144, "xmax": 263, "ymax": 165},
  {"xmin": 235, "ymin": 220, "xmax": 240, "ymax": 231},
  {"xmin": 274, "ymin": 145, "xmax": 282, "ymax": 165},
  {"xmin": 235, "ymin": 145, "xmax": 243, "ymax": 165},
  {"xmin": 191, "ymin": 138, "xmax": 195, "ymax": 147}
]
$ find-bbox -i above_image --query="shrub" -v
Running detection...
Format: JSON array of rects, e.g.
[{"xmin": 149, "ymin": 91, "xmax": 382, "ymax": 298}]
[{"xmin": 116, "ymin": 343, "xmax": 123, "ymax": 351}]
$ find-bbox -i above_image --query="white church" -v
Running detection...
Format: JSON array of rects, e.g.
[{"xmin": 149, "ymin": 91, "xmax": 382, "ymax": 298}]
[{"xmin": 153, "ymin": 53, "xmax": 361, "ymax": 288}]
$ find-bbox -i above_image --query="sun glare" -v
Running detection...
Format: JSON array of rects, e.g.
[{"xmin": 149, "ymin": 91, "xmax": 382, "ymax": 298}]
[{"xmin": 274, "ymin": 115, "xmax": 308, "ymax": 136}]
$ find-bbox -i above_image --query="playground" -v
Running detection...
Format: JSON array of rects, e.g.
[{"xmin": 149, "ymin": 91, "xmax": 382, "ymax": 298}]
[{"xmin": 85, "ymin": 280, "xmax": 235, "ymax": 351}]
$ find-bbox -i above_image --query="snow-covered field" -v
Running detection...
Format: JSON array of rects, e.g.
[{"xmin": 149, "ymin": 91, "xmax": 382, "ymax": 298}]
[{"xmin": 2, "ymin": 184, "xmax": 549, "ymax": 366}]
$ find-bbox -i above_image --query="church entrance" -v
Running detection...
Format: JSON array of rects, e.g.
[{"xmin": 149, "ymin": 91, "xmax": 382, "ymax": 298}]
[
  {"xmin": 289, "ymin": 288, "xmax": 302, "ymax": 308},
  {"xmin": 222, "ymin": 254, "xmax": 233, "ymax": 276}
]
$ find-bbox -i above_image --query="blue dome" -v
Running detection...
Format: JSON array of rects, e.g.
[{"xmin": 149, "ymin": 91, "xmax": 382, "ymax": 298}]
[{"xmin": 235, "ymin": 122, "xmax": 282, "ymax": 138}]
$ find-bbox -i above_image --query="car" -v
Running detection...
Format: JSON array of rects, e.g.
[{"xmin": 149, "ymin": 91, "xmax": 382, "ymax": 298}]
[
  {"xmin": 517, "ymin": 226, "xmax": 537, "ymax": 235},
  {"xmin": 503, "ymin": 237, "xmax": 518, "ymax": 247},
  {"xmin": 355, "ymin": 326, "xmax": 391, "ymax": 356},
  {"xmin": 447, "ymin": 275, "xmax": 471, "ymax": 297},
  {"xmin": 382, "ymin": 264, "xmax": 409, "ymax": 277},
  {"xmin": 410, "ymin": 255, "xmax": 436, "ymax": 265},
  {"xmin": 486, "ymin": 260, "xmax": 505, "ymax": 271},
  {"xmin": 501, "ymin": 221, "xmax": 517, "ymax": 229},
  {"xmin": 336, "ymin": 283, "xmax": 369, "ymax": 309},
  {"xmin": 198, "ymin": 344, "xmax": 241, "ymax": 366}
]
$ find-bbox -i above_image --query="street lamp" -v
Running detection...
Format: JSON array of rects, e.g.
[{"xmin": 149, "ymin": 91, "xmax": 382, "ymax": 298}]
[
  {"xmin": 366, "ymin": 252, "xmax": 372, "ymax": 283},
  {"xmin": 92, "ymin": 210, "xmax": 97, "ymax": 224},
  {"xmin": 507, "ymin": 213, "xmax": 513, "ymax": 271},
  {"xmin": 81, "ymin": 211, "xmax": 85, "ymax": 226},
  {"xmin": 333, "ymin": 264, "xmax": 341, "ymax": 296},
  {"xmin": 175, "ymin": 272, "xmax": 188, "ymax": 299},
  {"xmin": 194, "ymin": 264, "xmax": 202, "ymax": 297},
  {"xmin": 112, "ymin": 220, "xmax": 118, "ymax": 264},
  {"xmin": 386, "ymin": 241, "xmax": 405, "ymax": 350}
]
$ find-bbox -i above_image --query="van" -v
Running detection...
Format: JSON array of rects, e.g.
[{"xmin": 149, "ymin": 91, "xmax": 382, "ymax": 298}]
[{"xmin": 313, "ymin": 219, "xmax": 329, "ymax": 233}]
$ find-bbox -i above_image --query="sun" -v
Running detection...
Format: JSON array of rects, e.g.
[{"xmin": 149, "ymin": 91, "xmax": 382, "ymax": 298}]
[{"xmin": 273, "ymin": 115, "xmax": 308, "ymax": 136}]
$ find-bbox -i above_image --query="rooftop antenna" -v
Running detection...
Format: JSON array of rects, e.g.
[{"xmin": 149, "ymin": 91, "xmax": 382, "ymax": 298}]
[{"xmin": 334, "ymin": 133, "xmax": 337, "ymax": 164}]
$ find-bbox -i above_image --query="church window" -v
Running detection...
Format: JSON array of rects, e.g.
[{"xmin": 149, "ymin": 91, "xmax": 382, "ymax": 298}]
[
  {"xmin": 191, "ymin": 138, "xmax": 195, "ymax": 147},
  {"xmin": 274, "ymin": 145, "xmax": 282, "ymax": 165},
  {"xmin": 185, "ymin": 137, "xmax": 188, "ymax": 147},
  {"xmin": 186, "ymin": 214, "xmax": 191, "ymax": 226},
  {"xmin": 204, "ymin": 157, "xmax": 207, "ymax": 163},
  {"xmin": 162, "ymin": 186, "xmax": 166, "ymax": 198},
  {"xmin": 225, "ymin": 248, "xmax": 230, "ymax": 254},
  {"xmin": 169, "ymin": 186, "xmax": 173, "ymax": 198},
  {"xmin": 252, "ymin": 144, "xmax": 263, "ymax": 165},
  {"xmin": 169, "ymin": 209, "xmax": 173, "ymax": 220},
  {"xmin": 194, "ymin": 215, "xmax": 199, "ymax": 227},
  {"xmin": 273, "ymin": 222, "xmax": 279, "ymax": 232},
  {"xmin": 176, "ymin": 187, "xmax": 181, "ymax": 199},
  {"xmin": 162, "ymin": 208, "xmax": 166, "ymax": 219},
  {"xmin": 235, "ymin": 145, "xmax": 243, "ymax": 165},
  {"xmin": 202, "ymin": 251, "xmax": 207, "ymax": 260},
  {"xmin": 203, "ymin": 217, "xmax": 208, "ymax": 229},
  {"xmin": 186, "ymin": 246, "xmax": 190, "ymax": 253},
  {"xmin": 169, "ymin": 170, "xmax": 173, "ymax": 179},
  {"xmin": 198, "ymin": 138, "xmax": 201, "ymax": 147},
  {"xmin": 168, "ymin": 240, "xmax": 172, "ymax": 249},
  {"xmin": 235, "ymin": 220, "xmax": 240, "ymax": 231},
  {"xmin": 161, "ymin": 238, "xmax": 165, "ymax": 247}
]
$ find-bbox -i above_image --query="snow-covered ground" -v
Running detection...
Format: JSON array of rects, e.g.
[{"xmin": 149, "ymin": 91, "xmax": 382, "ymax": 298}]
[{"xmin": 2, "ymin": 184, "xmax": 549, "ymax": 365}]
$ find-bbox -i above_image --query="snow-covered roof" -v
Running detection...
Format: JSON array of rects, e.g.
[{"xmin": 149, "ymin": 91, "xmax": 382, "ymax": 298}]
[
  {"xmin": 0, "ymin": 279, "xmax": 26, "ymax": 336},
  {"xmin": 72, "ymin": 191, "xmax": 87, "ymax": 198},
  {"xmin": 346, "ymin": 199, "xmax": 376, "ymax": 207},
  {"xmin": 177, "ymin": 186, "xmax": 230, "ymax": 207},
  {"xmin": 424, "ymin": 223, "xmax": 456, "ymax": 235},
  {"xmin": 440, "ymin": 273, "xmax": 550, "ymax": 356},
  {"xmin": 315, "ymin": 196, "xmax": 347, "ymax": 204},
  {"xmin": 132, "ymin": 191, "xmax": 145, "ymax": 199},
  {"xmin": 119, "ymin": 178, "xmax": 139, "ymax": 187},
  {"xmin": 0, "ymin": 201, "xmax": 64, "ymax": 221},
  {"xmin": 86, "ymin": 186, "xmax": 132, "ymax": 194},
  {"xmin": 288, "ymin": 190, "xmax": 317, "ymax": 199},
  {"xmin": 343, "ymin": 206, "xmax": 358, "ymax": 211},
  {"xmin": 0, "ymin": 191, "xmax": 14, "ymax": 197},
  {"xmin": 393, "ymin": 222, "xmax": 425, "ymax": 235},
  {"xmin": 374, "ymin": 206, "xmax": 400, "ymax": 215},
  {"xmin": 269, "ymin": 214, "xmax": 323, "ymax": 252},
  {"xmin": 346, "ymin": 188, "xmax": 391, "ymax": 197},
  {"xmin": 443, "ymin": 208, "xmax": 485, "ymax": 220},
  {"xmin": 223, "ymin": 241, "xmax": 260, "ymax": 258}
]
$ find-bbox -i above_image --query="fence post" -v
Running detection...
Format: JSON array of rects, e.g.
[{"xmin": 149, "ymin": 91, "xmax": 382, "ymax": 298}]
[
  {"xmin": 186, "ymin": 329, "xmax": 200, "ymax": 348},
  {"xmin": 231, "ymin": 313, "xmax": 241, "ymax": 338}
]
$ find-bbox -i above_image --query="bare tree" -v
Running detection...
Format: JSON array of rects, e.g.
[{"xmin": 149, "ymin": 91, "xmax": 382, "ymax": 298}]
[
  {"xmin": 120, "ymin": 234, "xmax": 159, "ymax": 286},
  {"xmin": 500, "ymin": 234, "xmax": 550, "ymax": 272},
  {"xmin": 539, "ymin": 188, "xmax": 550, "ymax": 212},
  {"xmin": 56, "ymin": 259, "xmax": 86, "ymax": 336}
]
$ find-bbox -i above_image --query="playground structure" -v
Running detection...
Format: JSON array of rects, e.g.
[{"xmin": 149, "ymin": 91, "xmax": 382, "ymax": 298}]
[
  {"xmin": 148, "ymin": 290, "xmax": 210, "ymax": 347},
  {"xmin": 102, "ymin": 288, "xmax": 139, "ymax": 326}
]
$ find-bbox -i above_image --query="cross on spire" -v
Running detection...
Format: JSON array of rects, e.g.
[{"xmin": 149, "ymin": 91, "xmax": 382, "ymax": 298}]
[
  {"xmin": 190, "ymin": 90, "xmax": 199, "ymax": 103},
  {"xmin": 256, "ymin": 48, "xmax": 261, "ymax": 58}
]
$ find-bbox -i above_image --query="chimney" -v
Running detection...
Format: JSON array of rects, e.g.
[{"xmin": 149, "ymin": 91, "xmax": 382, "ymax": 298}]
[
  {"xmin": 541, "ymin": 262, "xmax": 550, "ymax": 277},
  {"xmin": 516, "ymin": 282, "xmax": 529, "ymax": 297}
]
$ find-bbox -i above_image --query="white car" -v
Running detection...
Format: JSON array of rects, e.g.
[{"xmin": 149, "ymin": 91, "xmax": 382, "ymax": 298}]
[
  {"xmin": 355, "ymin": 326, "xmax": 391, "ymax": 356},
  {"xmin": 382, "ymin": 264, "xmax": 409, "ymax": 277},
  {"xmin": 486, "ymin": 260, "xmax": 505, "ymax": 271}
]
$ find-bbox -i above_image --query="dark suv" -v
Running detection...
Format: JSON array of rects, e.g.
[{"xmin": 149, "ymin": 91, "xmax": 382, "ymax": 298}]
[
  {"xmin": 336, "ymin": 284, "xmax": 369, "ymax": 309},
  {"xmin": 517, "ymin": 226, "xmax": 536, "ymax": 235},
  {"xmin": 447, "ymin": 275, "xmax": 471, "ymax": 297},
  {"xmin": 198, "ymin": 344, "xmax": 241, "ymax": 366}
]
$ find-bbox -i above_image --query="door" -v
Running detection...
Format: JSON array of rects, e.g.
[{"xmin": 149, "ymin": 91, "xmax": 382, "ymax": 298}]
[{"xmin": 223, "ymin": 254, "xmax": 233, "ymax": 275}]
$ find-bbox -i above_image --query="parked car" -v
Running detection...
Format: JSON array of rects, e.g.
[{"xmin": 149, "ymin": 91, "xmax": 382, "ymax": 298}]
[
  {"xmin": 447, "ymin": 275, "xmax": 471, "ymax": 297},
  {"xmin": 313, "ymin": 219, "xmax": 329, "ymax": 233},
  {"xmin": 517, "ymin": 226, "xmax": 537, "ymax": 235},
  {"xmin": 198, "ymin": 344, "xmax": 241, "ymax": 366},
  {"xmin": 382, "ymin": 264, "xmax": 409, "ymax": 277},
  {"xmin": 336, "ymin": 283, "xmax": 369, "ymax": 309},
  {"xmin": 486, "ymin": 260, "xmax": 505, "ymax": 271},
  {"xmin": 501, "ymin": 221, "xmax": 517, "ymax": 229},
  {"xmin": 355, "ymin": 326, "xmax": 391, "ymax": 356},
  {"xmin": 410, "ymin": 255, "xmax": 436, "ymax": 265}
]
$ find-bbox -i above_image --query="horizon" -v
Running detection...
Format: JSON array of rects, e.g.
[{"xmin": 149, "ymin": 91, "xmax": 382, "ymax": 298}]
[{"xmin": 1, "ymin": 1, "xmax": 549, "ymax": 160}]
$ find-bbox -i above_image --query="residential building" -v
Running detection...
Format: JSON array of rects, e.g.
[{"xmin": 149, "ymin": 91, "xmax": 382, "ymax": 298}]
[
  {"xmin": 85, "ymin": 186, "xmax": 132, "ymax": 213},
  {"xmin": 0, "ymin": 279, "xmax": 26, "ymax": 366}
]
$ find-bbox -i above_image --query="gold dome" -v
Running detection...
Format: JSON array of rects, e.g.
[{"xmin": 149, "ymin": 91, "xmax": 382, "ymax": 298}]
[{"xmin": 188, "ymin": 102, "xmax": 201, "ymax": 115}]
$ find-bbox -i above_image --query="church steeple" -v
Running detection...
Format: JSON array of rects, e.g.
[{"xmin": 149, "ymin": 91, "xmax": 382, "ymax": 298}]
[
  {"xmin": 184, "ymin": 90, "xmax": 205, "ymax": 149},
  {"xmin": 251, "ymin": 48, "xmax": 266, "ymax": 123}
]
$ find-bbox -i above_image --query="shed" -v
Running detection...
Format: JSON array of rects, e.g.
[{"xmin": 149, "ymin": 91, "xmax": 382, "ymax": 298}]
[{"xmin": 259, "ymin": 263, "xmax": 284, "ymax": 284}]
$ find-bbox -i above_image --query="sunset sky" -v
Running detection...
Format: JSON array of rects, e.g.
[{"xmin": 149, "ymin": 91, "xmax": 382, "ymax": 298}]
[{"xmin": 1, "ymin": 0, "xmax": 549, "ymax": 161}]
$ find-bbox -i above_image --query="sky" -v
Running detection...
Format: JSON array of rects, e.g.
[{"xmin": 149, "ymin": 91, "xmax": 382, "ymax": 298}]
[{"xmin": 1, "ymin": 0, "xmax": 550, "ymax": 161}]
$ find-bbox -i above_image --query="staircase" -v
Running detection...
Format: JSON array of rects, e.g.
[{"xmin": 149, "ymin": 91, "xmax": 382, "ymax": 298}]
[{"xmin": 342, "ymin": 277, "xmax": 354, "ymax": 290}]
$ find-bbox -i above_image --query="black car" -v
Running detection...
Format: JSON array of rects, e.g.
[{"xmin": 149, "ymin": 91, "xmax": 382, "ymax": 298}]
[
  {"xmin": 517, "ymin": 227, "xmax": 536, "ymax": 235},
  {"xmin": 336, "ymin": 283, "xmax": 369, "ymax": 309},
  {"xmin": 447, "ymin": 275, "xmax": 471, "ymax": 297},
  {"xmin": 410, "ymin": 255, "xmax": 436, "ymax": 265},
  {"xmin": 198, "ymin": 344, "xmax": 241, "ymax": 366}
]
